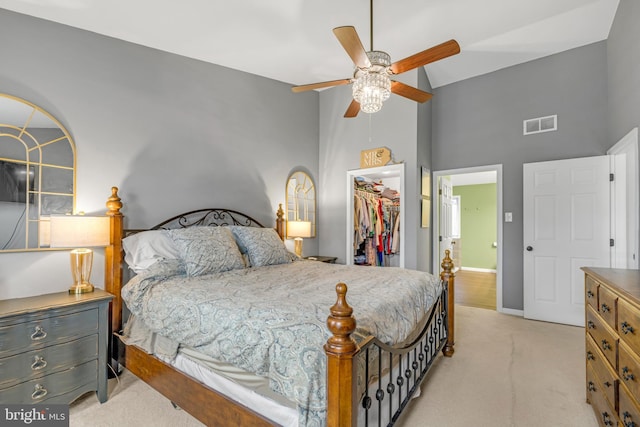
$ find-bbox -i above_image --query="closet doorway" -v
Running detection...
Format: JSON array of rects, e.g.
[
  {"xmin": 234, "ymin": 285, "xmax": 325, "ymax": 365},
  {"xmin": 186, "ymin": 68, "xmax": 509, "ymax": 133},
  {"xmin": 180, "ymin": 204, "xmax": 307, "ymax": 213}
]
[
  {"xmin": 347, "ymin": 164, "xmax": 405, "ymax": 268},
  {"xmin": 433, "ymin": 165, "xmax": 503, "ymax": 312}
]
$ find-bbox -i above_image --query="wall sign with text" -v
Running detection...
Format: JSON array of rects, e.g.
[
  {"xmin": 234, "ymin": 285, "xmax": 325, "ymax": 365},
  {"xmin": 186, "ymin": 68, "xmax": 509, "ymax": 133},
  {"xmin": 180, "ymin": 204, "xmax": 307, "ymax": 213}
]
[{"xmin": 360, "ymin": 147, "xmax": 391, "ymax": 169}]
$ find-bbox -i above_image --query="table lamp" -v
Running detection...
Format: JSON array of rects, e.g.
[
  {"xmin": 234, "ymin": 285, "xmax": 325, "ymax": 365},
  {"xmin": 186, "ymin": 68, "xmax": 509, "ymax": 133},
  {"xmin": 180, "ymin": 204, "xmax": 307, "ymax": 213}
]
[
  {"xmin": 287, "ymin": 220, "xmax": 312, "ymax": 257},
  {"xmin": 50, "ymin": 215, "xmax": 110, "ymax": 294}
]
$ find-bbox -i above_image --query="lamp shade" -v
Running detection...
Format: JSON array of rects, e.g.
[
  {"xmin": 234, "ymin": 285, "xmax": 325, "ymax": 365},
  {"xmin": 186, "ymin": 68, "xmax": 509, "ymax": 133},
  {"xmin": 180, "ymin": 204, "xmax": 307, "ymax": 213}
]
[
  {"xmin": 287, "ymin": 220, "xmax": 312, "ymax": 238},
  {"xmin": 49, "ymin": 215, "xmax": 110, "ymax": 248}
]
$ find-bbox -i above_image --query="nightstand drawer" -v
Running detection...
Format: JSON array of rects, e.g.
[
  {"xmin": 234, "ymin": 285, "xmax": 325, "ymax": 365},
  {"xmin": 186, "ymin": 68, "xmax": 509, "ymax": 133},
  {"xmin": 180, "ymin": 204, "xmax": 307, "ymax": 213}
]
[
  {"xmin": 0, "ymin": 334, "xmax": 98, "ymax": 388},
  {"xmin": 0, "ymin": 308, "xmax": 99, "ymax": 357},
  {"xmin": 0, "ymin": 359, "xmax": 97, "ymax": 404}
]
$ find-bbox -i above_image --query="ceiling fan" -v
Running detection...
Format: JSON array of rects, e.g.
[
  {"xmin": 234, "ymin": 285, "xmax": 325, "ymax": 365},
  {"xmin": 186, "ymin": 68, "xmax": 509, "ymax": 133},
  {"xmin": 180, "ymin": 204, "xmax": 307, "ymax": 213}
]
[{"xmin": 292, "ymin": 0, "xmax": 460, "ymax": 118}]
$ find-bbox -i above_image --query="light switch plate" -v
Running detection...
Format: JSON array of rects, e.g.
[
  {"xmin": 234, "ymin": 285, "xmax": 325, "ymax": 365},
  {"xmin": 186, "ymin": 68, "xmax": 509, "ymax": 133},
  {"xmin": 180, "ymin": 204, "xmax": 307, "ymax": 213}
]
[{"xmin": 505, "ymin": 212, "xmax": 513, "ymax": 222}]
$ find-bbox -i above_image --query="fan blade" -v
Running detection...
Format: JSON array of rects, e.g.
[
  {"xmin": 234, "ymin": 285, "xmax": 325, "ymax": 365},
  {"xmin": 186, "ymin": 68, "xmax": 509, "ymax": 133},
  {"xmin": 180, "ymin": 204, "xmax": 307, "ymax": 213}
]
[
  {"xmin": 391, "ymin": 81, "xmax": 433, "ymax": 103},
  {"xmin": 333, "ymin": 26, "xmax": 371, "ymax": 69},
  {"xmin": 344, "ymin": 99, "xmax": 360, "ymax": 118},
  {"xmin": 292, "ymin": 79, "xmax": 351, "ymax": 93},
  {"xmin": 389, "ymin": 40, "xmax": 460, "ymax": 75}
]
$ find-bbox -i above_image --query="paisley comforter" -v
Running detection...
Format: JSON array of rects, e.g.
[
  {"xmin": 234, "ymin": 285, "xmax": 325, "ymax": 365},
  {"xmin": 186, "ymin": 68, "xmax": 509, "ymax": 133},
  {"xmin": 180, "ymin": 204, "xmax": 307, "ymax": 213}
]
[{"xmin": 121, "ymin": 259, "xmax": 442, "ymax": 426}]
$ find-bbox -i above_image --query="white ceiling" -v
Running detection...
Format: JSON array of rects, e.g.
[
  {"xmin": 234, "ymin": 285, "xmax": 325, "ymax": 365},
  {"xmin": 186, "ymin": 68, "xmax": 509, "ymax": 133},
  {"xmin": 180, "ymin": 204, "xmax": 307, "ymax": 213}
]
[{"xmin": 0, "ymin": 0, "xmax": 619, "ymax": 89}]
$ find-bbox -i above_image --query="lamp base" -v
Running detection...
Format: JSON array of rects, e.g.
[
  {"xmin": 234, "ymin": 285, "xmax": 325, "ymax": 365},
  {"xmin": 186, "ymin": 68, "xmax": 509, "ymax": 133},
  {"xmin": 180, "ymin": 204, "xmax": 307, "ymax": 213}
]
[
  {"xmin": 294, "ymin": 237, "xmax": 303, "ymax": 257},
  {"xmin": 69, "ymin": 283, "xmax": 94, "ymax": 294}
]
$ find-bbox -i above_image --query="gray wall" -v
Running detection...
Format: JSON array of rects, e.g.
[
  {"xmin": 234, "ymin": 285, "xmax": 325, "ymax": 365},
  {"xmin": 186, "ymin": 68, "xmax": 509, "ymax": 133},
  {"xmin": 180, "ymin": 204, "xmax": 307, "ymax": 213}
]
[
  {"xmin": 432, "ymin": 41, "xmax": 609, "ymax": 310},
  {"xmin": 317, "ymin": 70, "xmax": 433, "ymax": 271},
  {"xmin": 607, "ymin": 0, "xmax": 640, "ymax": 145},
  {"xmin": 416, "ymin": 69, "xmax": 433, "ymax": 272},
  {"xmin": 0, "ymin": 9, "xmax": 319, "ymax": 299}
]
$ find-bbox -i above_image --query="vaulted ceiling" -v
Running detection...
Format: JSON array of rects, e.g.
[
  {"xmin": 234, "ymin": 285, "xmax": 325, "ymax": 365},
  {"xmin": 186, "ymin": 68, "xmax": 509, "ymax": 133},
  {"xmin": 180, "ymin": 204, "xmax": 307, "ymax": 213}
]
[{"xmin": 0, "ymin": 0, "xmax": 619, "ymax": 88}]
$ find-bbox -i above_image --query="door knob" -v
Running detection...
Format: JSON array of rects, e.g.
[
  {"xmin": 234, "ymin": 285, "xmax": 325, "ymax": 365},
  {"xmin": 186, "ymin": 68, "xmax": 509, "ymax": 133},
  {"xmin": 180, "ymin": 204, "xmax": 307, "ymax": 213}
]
[{"xmin": 526, "ymin": 246, "xmax": 533, "ymax": 251}]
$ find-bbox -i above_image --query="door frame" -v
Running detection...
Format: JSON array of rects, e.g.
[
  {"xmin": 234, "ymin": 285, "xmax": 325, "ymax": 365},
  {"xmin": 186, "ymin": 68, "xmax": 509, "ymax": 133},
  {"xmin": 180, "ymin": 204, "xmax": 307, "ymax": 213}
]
[
  {"xmin": 432, "ymin": 164, "xmax": 504, "ymax": 312},
  {"xmin": 607, "ymin": 127, "xmax": 639, "ymax": 269}
]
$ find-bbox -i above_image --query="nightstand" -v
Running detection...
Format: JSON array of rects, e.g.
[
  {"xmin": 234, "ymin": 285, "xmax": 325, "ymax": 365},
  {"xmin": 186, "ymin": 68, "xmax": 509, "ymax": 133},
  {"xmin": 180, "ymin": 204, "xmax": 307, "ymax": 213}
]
[
  {"xmin": 0, "ymin": 289, "xmax": 113, "ymax": 404},
  {"xmin": 304, "ymin": 256, "xmax": 338, "ymax": 264}
]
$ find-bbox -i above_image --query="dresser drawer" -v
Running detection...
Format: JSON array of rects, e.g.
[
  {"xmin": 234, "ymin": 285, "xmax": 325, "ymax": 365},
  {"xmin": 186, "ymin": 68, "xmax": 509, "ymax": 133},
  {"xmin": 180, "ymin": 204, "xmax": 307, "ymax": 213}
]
[
  {"xmin": 0, "ymin": 359, "xmax": 97, "ymax": 404},
  {"xmin": 0, "ymin": 308, "xmax": 98, "ymax": 357},
  {"xmin": 587, "ymin": 306, "xmax": 618, "ymax": 370},
  {"xmin": 620, "ymin": 340, "xmax": 640, "ymax": 400},
  {"xmin": 586, "ymin": 334, "xmax": 618, "ymax": 408},
  {"xmin": 0, "ymin": 334, "xmax": 98, "ymax": 388},
  {"xmin": 619, "ymin": 298, "xmax": 640, "ymax": 355},
  {"xmin": 620, "ymin": 383, "xmax": 640, "ymax": 427},
  {"xmin": 586, "ymin": 275, "xmax": 600, "ymax": 311},
  {"xmin": 598, "ymin": 285, "xmax": 618, "ymax": 330},
  {"xmin": 587, "ymin": 364, "xmax": 619, "ymax": 427}
]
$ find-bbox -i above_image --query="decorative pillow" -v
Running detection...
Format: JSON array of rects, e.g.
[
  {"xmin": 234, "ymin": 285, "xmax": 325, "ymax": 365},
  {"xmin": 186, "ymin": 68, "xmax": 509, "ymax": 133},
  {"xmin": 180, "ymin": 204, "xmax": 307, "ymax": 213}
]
[
  {"xmin": 122, "ymin": 230, "xmax": 179, "ymax": 274},
  {"xmin": 229, "ymin": 226, "xmax": 291, "ymax": 267},
  {"xmin": 168, "ymin": 226, "xmax": 245, "ymax": 276}
]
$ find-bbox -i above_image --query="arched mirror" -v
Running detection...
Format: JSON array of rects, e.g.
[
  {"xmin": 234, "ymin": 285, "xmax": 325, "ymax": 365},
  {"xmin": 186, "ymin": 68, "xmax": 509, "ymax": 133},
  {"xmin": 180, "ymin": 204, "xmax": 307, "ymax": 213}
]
[
  {"xmin": 286, "ymin": 171, "xmax": 316, "ymax": 237},
  {"xmin": 0, "ymin": 94, "xmax": 76, "ymax": 252}
]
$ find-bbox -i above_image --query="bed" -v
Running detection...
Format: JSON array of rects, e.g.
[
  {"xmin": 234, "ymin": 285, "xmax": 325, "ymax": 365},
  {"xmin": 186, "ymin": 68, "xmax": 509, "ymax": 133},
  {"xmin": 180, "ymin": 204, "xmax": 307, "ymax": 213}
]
[{"xmin": 102, "ymin": 187, "xmax": 455, "ymax": 426}]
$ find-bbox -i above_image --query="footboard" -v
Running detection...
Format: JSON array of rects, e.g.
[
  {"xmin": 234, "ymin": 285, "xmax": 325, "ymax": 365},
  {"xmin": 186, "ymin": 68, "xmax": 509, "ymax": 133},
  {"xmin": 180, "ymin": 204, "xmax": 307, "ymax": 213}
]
[{"xmin": 325, "ymin": 252, "xmax": 454, "ymax": 427}]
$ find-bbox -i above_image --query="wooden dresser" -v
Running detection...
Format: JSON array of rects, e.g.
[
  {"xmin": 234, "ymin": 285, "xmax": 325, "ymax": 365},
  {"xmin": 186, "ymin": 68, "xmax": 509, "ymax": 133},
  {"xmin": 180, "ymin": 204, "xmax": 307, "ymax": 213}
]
[
  {"xmin": 0, "ymin": 289, "xmax": 113, "ymax": 404},
  {"xmin": 583, "ymin": 267, "xmax": 640, "ymax": 427}
]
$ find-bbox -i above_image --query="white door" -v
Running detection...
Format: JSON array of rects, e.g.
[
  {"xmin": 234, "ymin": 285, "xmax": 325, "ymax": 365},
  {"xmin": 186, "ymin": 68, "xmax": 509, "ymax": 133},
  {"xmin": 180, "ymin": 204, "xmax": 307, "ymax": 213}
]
[
  {"xmin": 439, "ymin": 176, "xmax": 454, "ymax": 266},
  {"xmin": 523, "ymin": 156, "xmax": 610, "ymax": 326}
]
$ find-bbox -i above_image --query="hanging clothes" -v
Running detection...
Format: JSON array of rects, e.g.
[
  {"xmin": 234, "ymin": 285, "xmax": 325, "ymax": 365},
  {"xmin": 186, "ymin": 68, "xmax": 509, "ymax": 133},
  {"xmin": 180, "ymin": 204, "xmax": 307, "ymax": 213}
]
[{"xmin": 353, "ymin": 179, "xmax": 401, "ymax": 267}]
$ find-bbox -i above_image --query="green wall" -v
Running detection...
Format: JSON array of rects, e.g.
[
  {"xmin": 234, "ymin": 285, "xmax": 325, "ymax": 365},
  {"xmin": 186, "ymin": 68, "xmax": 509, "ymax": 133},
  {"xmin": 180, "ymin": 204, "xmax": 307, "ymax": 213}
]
[{"xmin": 453, "ymin": 183, "xmax": 497, "ymax": 270}]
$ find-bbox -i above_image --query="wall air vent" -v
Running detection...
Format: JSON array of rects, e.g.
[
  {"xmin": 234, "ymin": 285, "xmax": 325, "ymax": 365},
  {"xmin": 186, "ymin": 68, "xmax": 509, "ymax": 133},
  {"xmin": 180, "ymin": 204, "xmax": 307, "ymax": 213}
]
[{"xmin": 523, "ymin": 115, "xmax": 557, "ymax": 135}]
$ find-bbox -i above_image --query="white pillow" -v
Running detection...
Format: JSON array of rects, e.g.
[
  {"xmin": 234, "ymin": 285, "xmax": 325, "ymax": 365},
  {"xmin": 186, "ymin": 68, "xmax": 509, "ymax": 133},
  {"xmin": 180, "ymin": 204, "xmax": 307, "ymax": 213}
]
[{"xmin": 122, "ymin": 230, "xmax": 179, "ymax": 273}]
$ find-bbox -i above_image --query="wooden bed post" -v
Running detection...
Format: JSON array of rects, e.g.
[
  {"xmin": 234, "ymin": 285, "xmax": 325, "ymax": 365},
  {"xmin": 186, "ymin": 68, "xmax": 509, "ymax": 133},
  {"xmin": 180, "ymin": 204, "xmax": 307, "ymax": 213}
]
[
  {"xmin": 441, "ymin": 249, "xmax": 455, "ymax": 357},
  {"xmin": 276, "ymin": 203, "xmax": 285, "ymax": 240},
  {"xmin": 104, "ymin": 187, "xmax": 124, "ymax": 366},
  {"xmin": 325, "ymin": 283, "xmax": 358, "ymax": 427}
]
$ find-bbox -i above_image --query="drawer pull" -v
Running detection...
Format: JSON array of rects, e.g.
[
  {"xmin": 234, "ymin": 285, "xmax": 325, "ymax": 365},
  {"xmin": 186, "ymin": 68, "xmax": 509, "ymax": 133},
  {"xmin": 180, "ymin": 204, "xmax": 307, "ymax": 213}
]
[
  {"xmin": 30, "ymin": 326, "xmax": 47, "ymax": 341},
  {"xmin": 604, "ymin": 381, "xmax": 612, "ymax": 388},
  {"xmin": 623, "ymin": 366, "xmax": 636, "ymax": 381},
  {"xmin": 622, "ymin": 321, "xmax": 636, "ymax": 335},
  {"xmin": 623, "ymin": 411, "xmax": 636, "ymax": 427},
  {"xmin": 602, "ymin": 411, "xmax": 614, "ymax": 426},
  {"xmin": 588, "ymin": 381, "xmax": 596, "ymax": 392},
  {"xmin": 31, "ymin": 384, "xmax": 47, "ymax": 400},
  {"xmin": 601, "ymin": 303, "xmax": 611, "ymax": 313},
  {"xmin": 587, "ymin": 290, "xmax": 594, "ymax": 298},
  {"xmin": 586, "ymin": 351, "xmax": 595, "ymax": 361},
  {"xmin": 31, "ymin": 355, "xmax": 47, "ymax": 371},
  {"xmin": 588, "ymin": 320, "xmax": 596, "ymax": 330},
  {"xmin": 601, "ymin": 339, "xmax": 611, "ymax": 351}
]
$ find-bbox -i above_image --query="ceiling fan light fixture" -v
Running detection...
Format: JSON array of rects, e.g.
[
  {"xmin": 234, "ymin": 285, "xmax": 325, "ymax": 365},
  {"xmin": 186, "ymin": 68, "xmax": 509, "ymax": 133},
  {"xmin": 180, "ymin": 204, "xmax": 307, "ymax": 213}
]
[
  {"xmin": 353, "ymin": 72, "xmax": 391, "ymax": 114},
  {"xmin": 352, "ymin": 50, "xmax": 391, "ymax": 114}
]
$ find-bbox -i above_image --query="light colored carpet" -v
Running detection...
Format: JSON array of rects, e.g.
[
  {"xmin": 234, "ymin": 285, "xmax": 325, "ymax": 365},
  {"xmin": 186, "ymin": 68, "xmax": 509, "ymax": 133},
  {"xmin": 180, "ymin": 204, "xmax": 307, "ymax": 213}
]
[{"xmin": 69, "ymin": 305, "xmax": 598, "ymax": 426}]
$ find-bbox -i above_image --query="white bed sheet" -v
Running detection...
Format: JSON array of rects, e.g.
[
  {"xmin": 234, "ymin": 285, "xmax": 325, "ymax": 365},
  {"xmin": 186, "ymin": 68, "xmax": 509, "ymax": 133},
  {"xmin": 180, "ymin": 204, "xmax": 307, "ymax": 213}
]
[{"xmin": 170, "ymin": 350, "xmax": 299, "ymax": 427}]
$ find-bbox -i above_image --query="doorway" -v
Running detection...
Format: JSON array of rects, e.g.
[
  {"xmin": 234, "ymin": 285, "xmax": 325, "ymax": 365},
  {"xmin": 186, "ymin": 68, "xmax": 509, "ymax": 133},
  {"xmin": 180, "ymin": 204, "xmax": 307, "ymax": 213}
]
[{"xmin": 433, "ymin": 165, "xmax": 503, "ymax": 312}]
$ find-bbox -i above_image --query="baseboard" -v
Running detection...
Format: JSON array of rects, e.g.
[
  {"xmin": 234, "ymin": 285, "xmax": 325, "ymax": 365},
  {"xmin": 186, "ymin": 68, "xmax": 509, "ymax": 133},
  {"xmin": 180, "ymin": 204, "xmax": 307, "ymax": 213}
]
[
  {"xmin": 499, "ymin": 307, "xmax": 524, "ymax": 317},
  {"xmin": 460, "ymin": 266, "xmax": 497, "ymax": 273}
]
